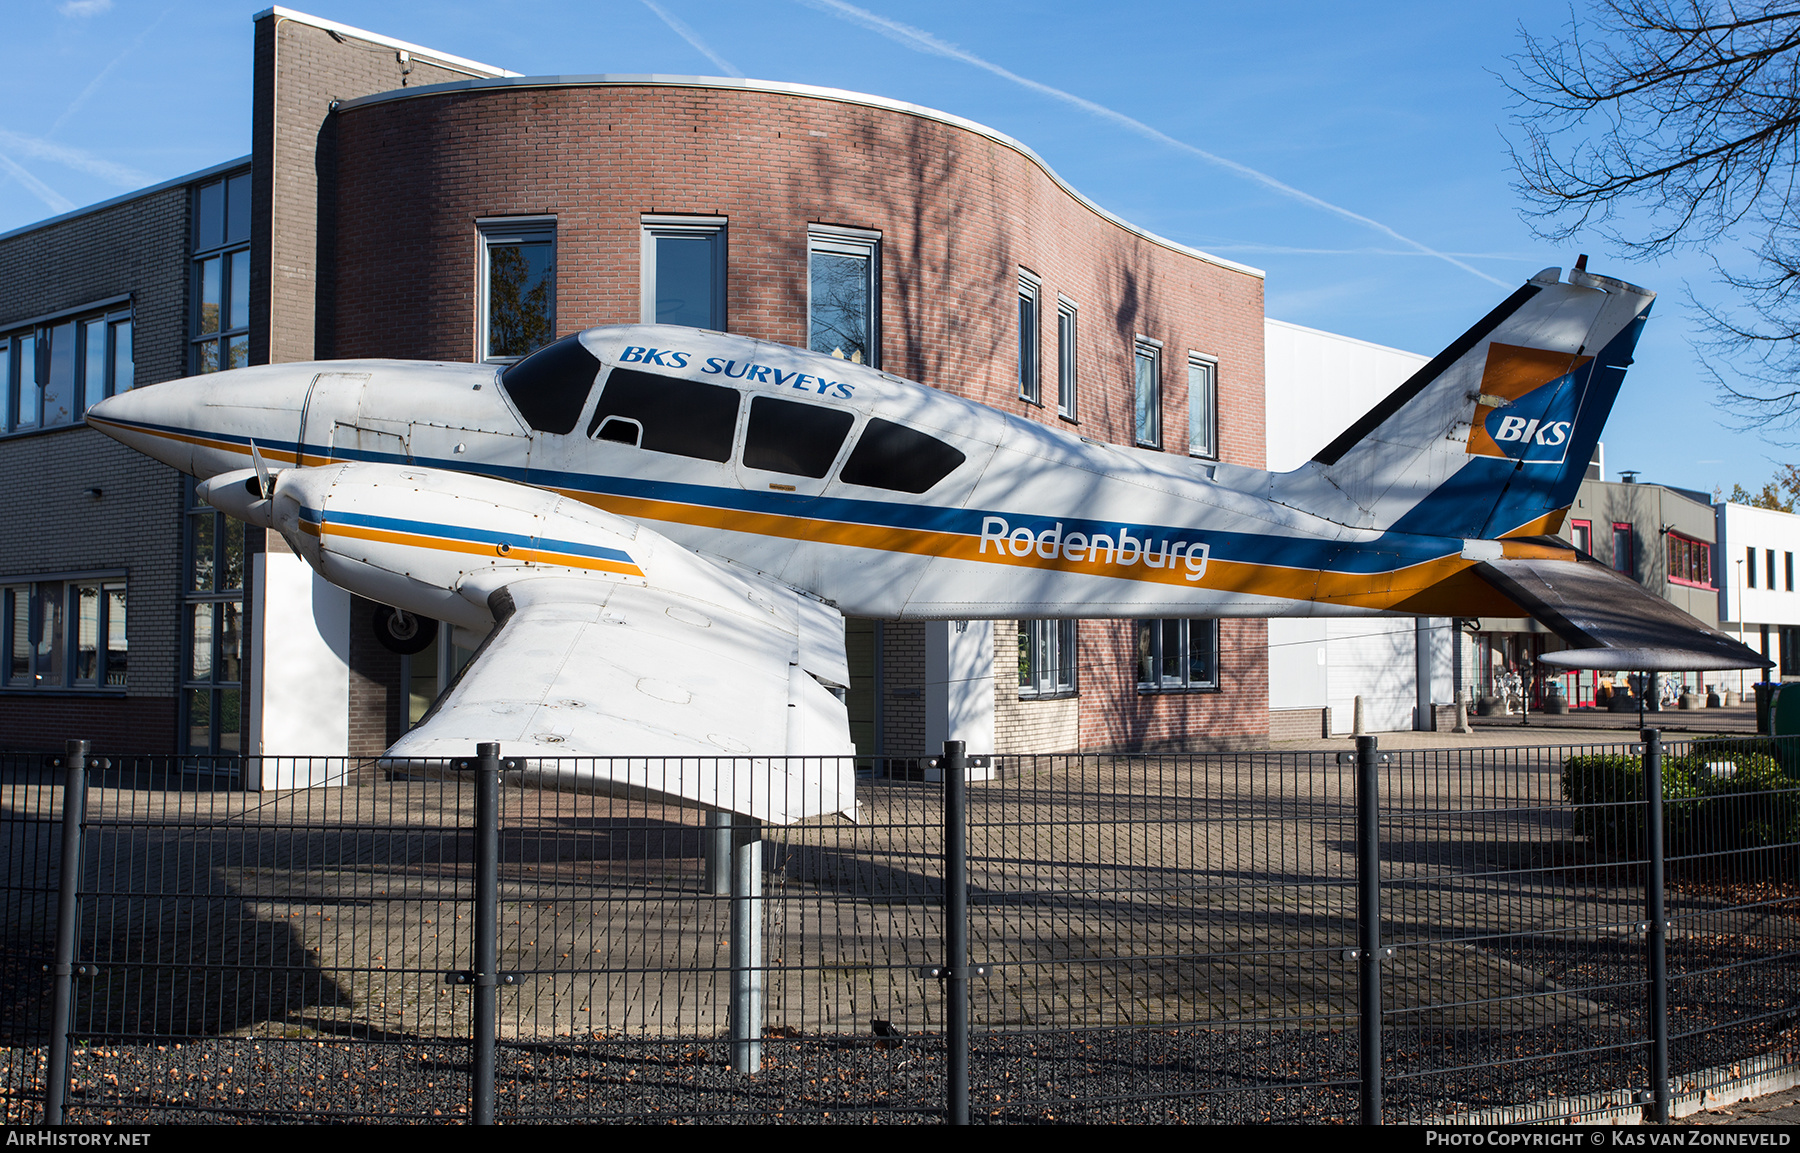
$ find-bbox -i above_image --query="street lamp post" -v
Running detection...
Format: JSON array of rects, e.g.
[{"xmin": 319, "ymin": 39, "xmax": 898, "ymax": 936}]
[{"xmin": 1736, "ymin": 557, "xmax": 1747, "ymax": 700}]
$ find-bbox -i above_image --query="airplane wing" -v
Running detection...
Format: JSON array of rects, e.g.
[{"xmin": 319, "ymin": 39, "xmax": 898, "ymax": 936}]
[
  {"xmin": 196, "ymin": 460, "xmax": 858, "ymax": 825},
  {"xmin": 1471, "ymin": 552, "xmax": 1768, "ymax": 672},
  {"xmin": 382, "ymin": 575, "xmax": 858, "ymax": 825}
]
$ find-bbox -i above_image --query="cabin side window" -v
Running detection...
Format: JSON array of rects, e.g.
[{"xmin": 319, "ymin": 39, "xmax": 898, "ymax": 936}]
[
  {"xmin": 742, "ymin": 396, "xmax": 855, "ymax": 478},
  {"xmin": 587, "ymin": 367, "xmax": 739, "ymax": 462},
  {"xmin": 500, "ymin": 335, "xmax": 600, "ymax": 435},
  {"xmin": 839, "ymin": 418, "xmax": 966, "ymax": 493}
]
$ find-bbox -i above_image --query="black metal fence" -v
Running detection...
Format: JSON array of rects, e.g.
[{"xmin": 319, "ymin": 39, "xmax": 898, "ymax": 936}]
[{"xmin": 1, "ymin": 731, "xmax": 1795, "ymax": 1124}]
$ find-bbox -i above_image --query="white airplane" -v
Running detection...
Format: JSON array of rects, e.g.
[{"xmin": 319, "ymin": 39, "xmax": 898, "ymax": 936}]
[{"xmin": 85, "ymin": 264, "xmax": 1762, "ymax": 822}]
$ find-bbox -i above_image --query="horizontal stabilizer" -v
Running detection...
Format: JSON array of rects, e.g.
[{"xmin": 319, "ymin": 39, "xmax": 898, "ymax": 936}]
[{"xmin": 1473, "ymin": 555, "xmax": 1767, "ymax": 672}]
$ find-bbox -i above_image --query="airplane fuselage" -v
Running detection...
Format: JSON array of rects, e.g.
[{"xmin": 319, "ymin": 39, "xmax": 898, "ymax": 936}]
[{"xmin": 88, "ymin": 324, "xmax": 1536, "ymax": 626}]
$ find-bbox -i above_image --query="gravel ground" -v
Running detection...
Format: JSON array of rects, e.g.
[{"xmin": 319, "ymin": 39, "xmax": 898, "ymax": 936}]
[{"xmin": 1, "ymin": 1005, "xmax": 1788, "ymax": 1127}]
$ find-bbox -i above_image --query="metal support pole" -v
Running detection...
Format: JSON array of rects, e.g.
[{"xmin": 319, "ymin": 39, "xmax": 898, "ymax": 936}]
[
  {"xmin": 705, "ymin": 810, "xmax": 732, "ymax": 896},
  {"xmin": 1356, "ymin": 734, "xmax": 1384, "ymax": 1126},
  {"xmin": 943, "ymin": 739, "xmax": 969, "ymax": 1126},
  {"xmin": 1643, "ymin": 728, "xmax": 1671, "ymax": 1124},
  {"xmin": 472, "ymin": 742, "xmax": 499, "ymax": 1126},
  {"xmin": 45, "ymin": 739, "xmax": 88, "ymax": 1126},
  {"xmin": 729, "ymin": 815, "xmax": 763, "ymax": 1074}
]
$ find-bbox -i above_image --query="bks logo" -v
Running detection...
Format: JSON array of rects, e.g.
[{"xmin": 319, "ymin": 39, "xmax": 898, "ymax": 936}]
[{"xmin": 1491, "ymin": 416, "xmax": 1571, "ymax": 447}]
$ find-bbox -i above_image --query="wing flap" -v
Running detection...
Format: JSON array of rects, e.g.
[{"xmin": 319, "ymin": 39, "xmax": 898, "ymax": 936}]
[{"xmin": 1473, "ymin": 555, "xmax": 1767, "ymax": 672}]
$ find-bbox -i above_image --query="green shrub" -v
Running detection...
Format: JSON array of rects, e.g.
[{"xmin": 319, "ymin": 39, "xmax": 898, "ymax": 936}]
[{"xmin": 1561, "ymin": 747, "xmax": 1800, "ymax": 867}]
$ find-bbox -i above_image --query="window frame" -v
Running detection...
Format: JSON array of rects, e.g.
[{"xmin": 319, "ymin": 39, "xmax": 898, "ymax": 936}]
[
  {"xmin": 1056, "ymin": 295, "xmax": 1078, "ymax": 421},
  {"xmin": 1665, "ymin": 531, "xmax": 1714, "ymax": 589},
  {"xmin": 1187, "ymin": 352, "xmax": 1218, "ymax": 460},
  {"xmin": 1748, "ymin": 545, "xmax": 1758, "ymax": 589},
  {"xmin": 190, "ymin": 170, "xmax": 251, "ymax": 376},
  {"xmin": 807, "ymin": 224, "xmax": 880, "ymax": 368},
  {"xmin": 1570, "ymin": 519, "xmax": 1593, "ymax": 555},
  {"xmin": 1784, "ymin": 625, "xmax": 1800, "ymax": 677},
  {"xmin": 1, "ymin": 573, "xmax": 128, "ymax": 694},
  {"xmin": 478, "ymin": 215, "xmax": 558, "ymax": 364},
  {"xmin": 1135, "ymin": 618, "xmax": 1220, "ymax": 693},
  {"xmin": 1017, "ymin": 269, "xmax": 1041, "ymax": 405},
  {"xmin": 1134, "ymin": 336, "xmax": 1162, "ymax": 449},
  {"xmin": 1612, "ymin": 523, "xmax": 1634, "ymax": 577},
  {"xmin": 1018, "ymin": 619, "xmax": 1078, "ymax": 700},
  {"xmin": 641, "ymin": 214, "xmax": 727, "ymax": 332},
  {"xmin": 2, "ymin": 302, "xmax": 133, "ymax": 435},
  {"xmin": 1768, "ymin": 548, "xmax": 1778, "ymax": 592}
]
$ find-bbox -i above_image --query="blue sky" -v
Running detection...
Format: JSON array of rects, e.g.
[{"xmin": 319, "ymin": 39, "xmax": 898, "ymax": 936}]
[{"xmin": 0, "ymin": 0, "xmax": 1779, "ymax": 498}]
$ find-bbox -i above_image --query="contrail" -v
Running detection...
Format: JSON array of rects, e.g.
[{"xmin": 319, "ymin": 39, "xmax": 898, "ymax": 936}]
[
  {"xmin": 0, "ymin": 152, "xmax": 76, "ymax": 215},
  {"xmin": 50, "ymin": 7, "xmax": 173, "ymax": 137},
  {"xmin": 801, "ymin": 0, "xmax": 1507, "ymax": 287},
  {"xmin": 0, "ymin": 128, "xmax": 150, "ymax": 189},
  {"xmin": 642, "ymin": 1, "xmax": 744, "ymax": 78},
  {"xmin": 1203, "ymin": 244, "xmax": 1543, "ymax": 261}
]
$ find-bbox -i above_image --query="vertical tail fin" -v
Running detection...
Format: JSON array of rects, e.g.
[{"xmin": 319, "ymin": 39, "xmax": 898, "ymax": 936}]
[{"xmin": 1271, "ymin": 266, "xmax": 1654, "ymax": 539}]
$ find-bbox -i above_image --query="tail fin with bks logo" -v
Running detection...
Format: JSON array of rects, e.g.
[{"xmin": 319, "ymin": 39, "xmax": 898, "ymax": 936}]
[{"xmin": 1266, "ymin": 263, "xmax": 1654, "ymax": 541}]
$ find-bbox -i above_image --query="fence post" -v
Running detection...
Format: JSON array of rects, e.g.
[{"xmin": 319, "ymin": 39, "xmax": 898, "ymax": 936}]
[
  {"xmin": 943, "ymin": 739, "xmax": 969, "ymax": 1126},
  {"xmin": 1356, "ymin": 734, "xmax": 1384, "ymax": 1126},
  {"xmin": 45, "ymin": 739, "xmax": 89, "ymax": 1126},
  {"xmin": 705, "ymin": 811, "xmax": 732, "ymax": 896},
  {"xmin": 729, "ymin": 815, "xmax": 764, "ymax": 1074},
  {"xmin": 1643, "ymin": 728, "xmax": 1670, "ymax": 1124},
  {"xmin": 472, "ymin": 742, "xmax": 500, "ymax": 1125}
]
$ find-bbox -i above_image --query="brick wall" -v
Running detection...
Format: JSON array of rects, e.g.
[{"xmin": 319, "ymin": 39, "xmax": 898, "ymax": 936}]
[
  {"xmin": 0, "ymin": 181, "xmax": 195, "ymax": 753},
  {"xmin": 253, "ymin": 13, "xmax": 502, "ymax": 367},
  {"xmin": 991, "ymin": 619, "xmax": 1082, "ymax": 752}
]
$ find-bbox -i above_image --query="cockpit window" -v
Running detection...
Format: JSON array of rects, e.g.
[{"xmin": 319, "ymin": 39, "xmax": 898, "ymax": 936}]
[
  {"xmin": 839, "ymin": 418, "xmax": 966, "ymax": 493},
  {"xmin": 500, "ymin": 335, "xmax": 600, "ymax": 434},
  {"xmin": 742, "ymin": 396, "xmax": 855, "ymax": 478},
  {"xmin": 587, "ymin": 367, "xmax": 738, "ymax": 462}
]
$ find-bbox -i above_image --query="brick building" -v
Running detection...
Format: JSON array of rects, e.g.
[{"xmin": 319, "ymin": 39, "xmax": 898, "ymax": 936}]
[{"xmin": 0, "ymin": 7, "xmax": 1270, "ymax": 764}]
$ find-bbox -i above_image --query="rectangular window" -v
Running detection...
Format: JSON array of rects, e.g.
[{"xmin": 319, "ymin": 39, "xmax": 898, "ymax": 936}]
[
  {"xmin": 1666, "ymin": 533, "xmax": 1713, "ymax": 588},
  {"xmin": 182, "ymin": 479, "xmax": 250, "ymax": 757},
  {"xmin": 1018, "ymin": 619, "xmax": 1077, "ymax": 698},
  {"xmin": 1768, "ymin": 548, "xmax": 1777, "ymax": 592},
  {"xmin": 1056, "ymin": 296, "xmax": 1078, "ymax": 419},
  {"xmin": 1749, "ymin": 545, "xmax": 1758, "ymax": 589},
  {"xmin": 1783, "ymin": 626, "xmax": 1800, "ymax": 677},
  {"xmin": 807, "ymin": 225, "xmax": 879, "ymax": 367},
  {"xmin": 191, "ymin": 170, "xmax": 251, "ymax": 375},
  {"xmin": 1188, "ymin": 354, "xmax": 1218, "ymax": 460},
  {"xmin": 1612, "ymin": 523, "xmax": 1634, "ymax": 577},
  {"xmin": 642, "ymin": 214, "xmax": 726, "ymax": 333},
  {"xmin": 1788, "ymin": 552, "xmax": 1795, "ymax": 592},
  {"xmin": 479, "ymin": 216, "xmax": 557, "ymax": 362},
  {"xmin": 1570, "ymin": 519, "xmax": 1592, "ymax": 554},
  {"xmin": 1135, "ymin": 618, "xmax": 1218, "ymax": 692},
  {"xmin": 1017, "ymin": 270, "xmax": 1040, "ymax": 404},
  {"xmin": 1134, "ymin": 337, "xmax": 1162, "ymax": 448},
  {"xmin": 4, "ymin": 308, "xmax": 132, "ymax": 433},
  {"xmin": 1, "ymin": 578, "xmax": 126, "ymax": 691}
]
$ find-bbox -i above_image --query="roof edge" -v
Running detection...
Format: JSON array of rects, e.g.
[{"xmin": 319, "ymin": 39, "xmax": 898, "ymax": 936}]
[
  {"xmin": 256, "ymin": 7, "xmax": 521, "ymax": 79},
  {"xmin": 0, "ymin": 154, "xmax": 251, "ymax": 246},
  {"xmin": 334, "ymin": 73, "xmax": 1264, "ymax": 280}
]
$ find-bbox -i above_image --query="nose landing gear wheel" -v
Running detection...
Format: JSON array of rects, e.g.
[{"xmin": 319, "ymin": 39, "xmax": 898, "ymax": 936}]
[{"xmin": 373, "ymin": 604, "xmax": 437, "ymax": 655}]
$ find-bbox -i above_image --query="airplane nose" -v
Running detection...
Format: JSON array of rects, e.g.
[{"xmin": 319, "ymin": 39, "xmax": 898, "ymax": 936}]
[
  {"xmin": 86, "ymin": 364, "xmax": 313, "ymax": 479},
  {"xmin": 86, "ymin": 380, "xmax": 199, "ymax": 475}
]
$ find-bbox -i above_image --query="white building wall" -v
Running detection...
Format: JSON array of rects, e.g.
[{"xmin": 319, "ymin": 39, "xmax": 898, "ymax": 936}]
[
  {"xmin": 925, "ymin": 620, "xmax": 996, "ymax": 764},
  {"xmin": 248, "ymin": 550, "xmax": 351, "ymax": 786},
  {"xmin": 1265, "ymin": 319, "xmax": 1448, "ymax": 730},
  {"xmin": 1716, "ymin": 501, "xmax": 1800, "ymax": 679}
]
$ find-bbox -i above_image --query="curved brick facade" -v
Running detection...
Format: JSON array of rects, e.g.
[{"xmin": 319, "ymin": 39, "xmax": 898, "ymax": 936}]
[{"xmin": 329, "ymin": 77, "xmax": 1269, "ymax": 751}]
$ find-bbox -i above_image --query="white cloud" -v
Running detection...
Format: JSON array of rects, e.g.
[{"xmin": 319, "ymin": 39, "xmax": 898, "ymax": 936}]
[
  {"xmin": 59, "ymin": 0, "xmax": 114, "ymax": 16},
  {"xmin": 0, "ymin": 153, "xmax": 76, "ymax": 215},
  {"xmin": 0, "ymin": 128, "xmax": 149, "ymax": 188}
]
